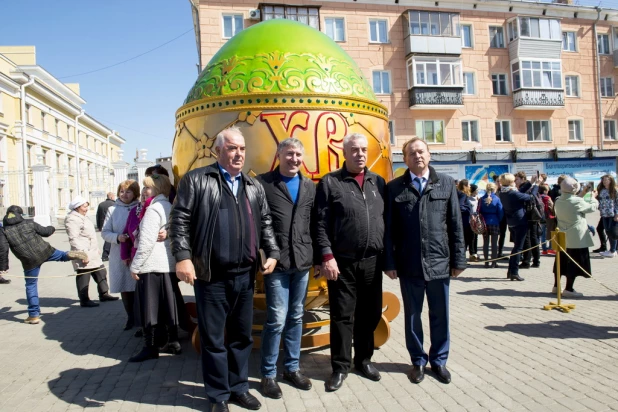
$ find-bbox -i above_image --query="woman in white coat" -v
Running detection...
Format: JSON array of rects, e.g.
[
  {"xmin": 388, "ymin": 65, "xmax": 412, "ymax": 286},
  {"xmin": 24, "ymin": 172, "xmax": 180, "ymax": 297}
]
[
  {"xmin": 65, "ymin": 197, "xmax": 118, "ymax": 307},
  {"xmin": 101, "ymin": 180, "xmax": 140, "ymax": 330},
  {"xmin": 129, "ymin": 174, "xmax": 178, "ymax": 362}
]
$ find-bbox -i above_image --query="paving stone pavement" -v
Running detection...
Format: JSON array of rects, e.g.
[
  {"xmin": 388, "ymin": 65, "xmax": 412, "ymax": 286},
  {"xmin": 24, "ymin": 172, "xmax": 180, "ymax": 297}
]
[{"xmin": 1, "ymin": 212, "xmax": 618, "ymax": 411}]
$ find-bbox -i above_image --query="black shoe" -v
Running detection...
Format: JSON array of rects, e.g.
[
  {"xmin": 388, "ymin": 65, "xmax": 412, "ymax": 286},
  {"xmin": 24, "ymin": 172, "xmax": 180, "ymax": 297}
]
[
  {"xmin": 99, "ymin": 293, "xmax": 119, "ymax": 302},
  {"xmin": 593, "ymin": 247, "xmax": 607, "ymax": 253},
  {"xmin": 510, "ymin": 274, "xmax": 525, "ymax": 281},
  {"xmin": 210, "ymin": 401, "xmax": 229, "ymax": 412},
  {"xmin": 325, "ymin": 372, "xmax": 347, "ymax": 392},
  {"xmin": 0, "ymin": 277, "xmax": 11, "ymax": 284},
  {"xmin": 260, "ymin": 378, "xmax": 282, "ymax": 399},
  {"xmin": 134, "ymin": 328, "xmax": 143, "ymax": 338},
  {"xmin": 409, "ymin": 365, "xmax": 425, "ymax": 384},
  {"xmin": 124, "ymin": 319, "xmax": 134, "ymax": 331},
  {"xmin": 80, "ymin": 300, "xmax": 99, "ymax": 308},
  {"xmin": 484, "ymin": 262, "xmax": 490, "ymax": 268},
  {"xmin": 531, "ymin": 263, "xmax": 540, "ymax": 268},
  {"xmin": 506, "ymin": 271, "xmax": 511, "ymax": 279},
  {"xmin": 356, "ymin": 363, "xmax": 381, "ymax": 381},
  {"xmin": 161, "ymin": 341, "xmax": 181, "ymax": 355},
  {"xmin": 431, "ymin": 365, "xmax": 451, "ymax": 384},
  {"xmin": 519, "ymin": 263, "xmax": 531, "ymax": 269},
  {"xmin": 102, "ymin": 257, "xmax": 109, "ymax": 262},
  {"xmin": 128, "ymin": 346, "xmax": 159, "ymax": 362},
  {"xmin": 283, "ymin": 370, "xmax": 312, "ymax": 390},
  {"xmin": 230, "ymin": 391, "xmax": 261, "ymax": 410},
  {"xmin": 491, "ymin": 262, "xmax": 498, "ymax": 269}
]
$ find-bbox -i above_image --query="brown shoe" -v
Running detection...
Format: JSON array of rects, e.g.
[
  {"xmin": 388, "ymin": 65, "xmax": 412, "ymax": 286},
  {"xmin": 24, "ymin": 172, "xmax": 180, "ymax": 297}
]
[
  {"xmin": 24, "ymin": 316, "xmax": 40, "ymax": 324},
  {"xmin": 67, "ymin": 251, "xmax": 89, "ymax": 261}
]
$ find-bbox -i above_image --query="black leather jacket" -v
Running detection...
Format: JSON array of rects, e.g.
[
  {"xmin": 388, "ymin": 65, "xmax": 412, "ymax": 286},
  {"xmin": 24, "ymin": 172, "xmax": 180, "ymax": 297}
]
[
  {"xmin": 384, "ymin": 167, "xmax": 466, "ymax": 281},
  {"xmin": 169, "ymin": 163, "xmax": 280, "ymax": 282}
]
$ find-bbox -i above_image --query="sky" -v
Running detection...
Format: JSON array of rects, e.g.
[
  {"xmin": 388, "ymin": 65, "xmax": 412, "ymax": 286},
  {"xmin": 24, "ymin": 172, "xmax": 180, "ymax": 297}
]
[{"xmin": 0, "ymin": 0, "xmax": 198, "ymax": 160}]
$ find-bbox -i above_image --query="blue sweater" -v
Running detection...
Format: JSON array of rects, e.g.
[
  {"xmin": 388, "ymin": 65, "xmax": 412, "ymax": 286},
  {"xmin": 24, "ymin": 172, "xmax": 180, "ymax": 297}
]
[
  {"xmin": 479, "ymin": 193, "xmax": 504, "ymax": 226},
  {"xmin": 499, "ymin": 188, "xmax": 533, "ymax": 227}
]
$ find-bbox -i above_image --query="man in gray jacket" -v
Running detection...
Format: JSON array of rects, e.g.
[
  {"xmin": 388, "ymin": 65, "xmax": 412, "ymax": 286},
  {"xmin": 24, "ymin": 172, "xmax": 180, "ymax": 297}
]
[{"xmin": 384, "ymin": 138, "xmax": 466, "ymax": 385}]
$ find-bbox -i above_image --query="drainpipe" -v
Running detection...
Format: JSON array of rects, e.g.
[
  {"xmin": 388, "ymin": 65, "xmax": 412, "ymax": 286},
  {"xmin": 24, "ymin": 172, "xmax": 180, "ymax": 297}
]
[
  {"xmin": 594, "ymin": 8, "xmax": 603, "ymax": 151},
  {"xmin": 74, "ymin": 110, "xmax": 85, "ymax": 195},
  {"xmin": 19, "ymin": 74, "xmax": 35, "ymax": 209}
]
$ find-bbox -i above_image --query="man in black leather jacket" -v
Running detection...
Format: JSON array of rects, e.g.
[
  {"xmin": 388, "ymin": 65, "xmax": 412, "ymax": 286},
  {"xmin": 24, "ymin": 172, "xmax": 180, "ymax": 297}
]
[
  {"xmin": 314, "ymin": 133, "xmax": 386, "ymax": 392},
  {"xmin": 169, "ymin": 127, "xmax": 279, "ymax": 412},
  {"xmin": 384, "ymin": 138, "xmax": 466, "ymax": 386}
]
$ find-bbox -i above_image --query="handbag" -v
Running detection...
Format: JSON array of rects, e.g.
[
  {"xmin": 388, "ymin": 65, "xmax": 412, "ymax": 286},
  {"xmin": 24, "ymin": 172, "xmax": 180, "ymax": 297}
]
[{"xmin": 469, "ymin": 202, "xmax": 487, "ymax": 235}]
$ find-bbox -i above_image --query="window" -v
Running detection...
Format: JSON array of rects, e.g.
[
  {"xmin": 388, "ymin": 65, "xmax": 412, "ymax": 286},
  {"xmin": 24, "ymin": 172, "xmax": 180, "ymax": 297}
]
[
  {"xmin": 562, "ymin": 32, "xmax": 576, "ymax": 52},
  {"xmin": 568, "ymin": 120, "xmax": 583, "ymax": 141},
  {"xmin": 516, "ymin": 17, "xmax": 561, "ymax": 40},
  {"xmin": 372, "ymin": 71, "xmax": 391, "ymax": 94},
  {"xmin": 407, "ymin": 11, "xmax": 460, "ymax": 36},
  {"xmin": 565, "ymin": 76, "xmax": 579, "ymax": 97},
  {"xmin": 41, "ymin": 111, "xmax": 45, "ymax": 131},
  {"xmin": 495, "ymin": 121, "xmax": 511, "ymax": 142},
  {"xmin": 491, "ymin": 74, "xmax": 508, "ymax": 95},
  {"xmin": 463, "ymin": 72, "xmax": 475, "ymax": 95},
  {"xmin": 262, "ymin": 5, "xmax": 319, "ymax": 29},
  {"xmin": 526, "ymin": 120, "xmax": 551, "ymax": 142},
  {"xmin": 489, "ymin": 26, "xmax": 505, "ymax": 48},
  {"xmin": 389, "ymin": 120, "xmax": 395, "ymax": 145},
  {"xmin": 55, "ymin": 119, "xmax": 60, "ymax": 136},
  {"xmin": 25, "ymin": 104, "xmax": 30, "ymax": 124},
  {"xmin": 409, "ymin": 57, "xmax": 463, "ymax": 87},
  {"xmin": 462, "ymin": 120, "xmax": 479, "ymax": 142},
  {"xmin": 369, "ymin": 19, "xmax": 388, "ymax": 43},
  {"xmin": 222, "ymin": 14, "xmax": 243, "ymax": 38},
  {"xmin": 416, "ymin": 120, "xmax": 444, "ymax": 143},
  {"xmin": 598, "ymin": 34, "xmax": 610, "ymax": 55},
  {"xmin": 604, "ymin": 120, "xmax": 616, "ymax": 140},
  {"xmin": 601, "ymin": 77, "xmax": 614, "ymax": 97},
  {"xmin": 507, "ymin": 19, "xmax": 519, "ymax": 42},
  {"xmin": 325, "ymin": 17, "xmax": 345, "ymax": 41},
  {"xmin": 462, "ymin": 24, "xmax": 473, "ymax": 48},
  {"xmin": 56, "ymin": 153, "xmax": 62, "ymax": 170},
  {"xmin": 511, "ymin": 60, "xmax": 562, "ymax": 90}
]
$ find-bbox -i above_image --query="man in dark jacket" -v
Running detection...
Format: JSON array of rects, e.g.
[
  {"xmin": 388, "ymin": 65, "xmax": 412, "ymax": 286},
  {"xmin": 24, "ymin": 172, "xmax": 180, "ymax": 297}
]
[
  {"xmin": 96, "ymin": 192, "xmax": 115, "ymax": 261},
  {"xmin": 314, "ymin": 133, "xmax": 386, "ymax": 392},
  {"xmin": 515, "ymin": 171, "xmax": 541, "ymax": 269},
  {"xmin": 2, "ymin": 205, "xmax": 87, "ymax": 324},
  {"xmin": 169, "ymin": 127, "xmax": 279, "ymax": 412},
  {"xmin": 0, "ymin": 226, "xmax": 10, "ymax": 284},
  {"xmin": 256, "ymin": 138, "xmax": 315, "ymax": 399},
  {"xmin": 384, "ymin": 138, "xmax": 466, "ymax": 385}
]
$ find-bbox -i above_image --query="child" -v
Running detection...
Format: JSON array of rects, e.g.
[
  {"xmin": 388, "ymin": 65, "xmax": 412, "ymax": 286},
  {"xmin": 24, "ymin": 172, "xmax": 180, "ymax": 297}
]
[{"xmin": 1, "ymin": 205, "xmax": 88, "ymax": 324}]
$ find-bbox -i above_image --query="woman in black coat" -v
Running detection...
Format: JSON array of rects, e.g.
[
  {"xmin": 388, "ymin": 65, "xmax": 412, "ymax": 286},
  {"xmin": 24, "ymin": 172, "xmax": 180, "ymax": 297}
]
[{"xmin": 457, "ymin": 179, "xmax": 474, "ymax": 261}]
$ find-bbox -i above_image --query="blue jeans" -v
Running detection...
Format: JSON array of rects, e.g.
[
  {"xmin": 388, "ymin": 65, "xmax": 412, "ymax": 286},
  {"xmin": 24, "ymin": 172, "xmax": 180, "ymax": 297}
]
[
  {"xmin": 399, "ymin": 276, "xmax": 450, "ymax": 367},
  {"xmin": 260, "ymin": 269, "xmax": 309, "ymax": 378},
  {"xmin": 602, "ymin": 217, "xmax": 617, "ymax": 252},
  {"xmin": 541, "ymin": 224, "xmax": 548, "ymax": 251},
  {"xmin": 24, "ymin": 250, "xmax": 70, "ymax": 317}
]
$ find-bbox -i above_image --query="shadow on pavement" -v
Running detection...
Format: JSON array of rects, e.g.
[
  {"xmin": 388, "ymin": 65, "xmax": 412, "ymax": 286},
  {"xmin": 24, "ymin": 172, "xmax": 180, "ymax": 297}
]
[
  {"xmin": 457, "ymin": 287, "xmax": 618, "ymax": 301},
  {"xmin": 486, "ymin": 320, "xmax": 618, "ymax": 339}
]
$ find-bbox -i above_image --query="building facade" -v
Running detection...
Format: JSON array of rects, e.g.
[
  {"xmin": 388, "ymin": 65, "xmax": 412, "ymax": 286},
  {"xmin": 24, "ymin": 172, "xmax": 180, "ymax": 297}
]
[
  {"xmin": 189, "ymin": 0, "xmax": 618, "ymax": 183},
  {"xmin": 0, "ymin": 46, "xmax": 125, "ymax": 218}
]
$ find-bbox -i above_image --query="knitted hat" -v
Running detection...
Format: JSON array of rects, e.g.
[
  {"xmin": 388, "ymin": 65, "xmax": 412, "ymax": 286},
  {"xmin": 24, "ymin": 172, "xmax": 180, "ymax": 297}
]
[
  {"xmin": 68, "ymin": 196, "xmax": 89, "ymax": 211},
  {"xmin": 560, "ymin": 177, "xmax": 580, "ymax": 195}
]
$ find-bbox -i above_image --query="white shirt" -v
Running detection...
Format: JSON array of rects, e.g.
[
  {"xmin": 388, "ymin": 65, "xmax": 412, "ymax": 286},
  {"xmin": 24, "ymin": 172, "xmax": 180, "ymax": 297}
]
[{"xmin": 409, "ymin": 169, "xmax": 430, "ymax": 193}]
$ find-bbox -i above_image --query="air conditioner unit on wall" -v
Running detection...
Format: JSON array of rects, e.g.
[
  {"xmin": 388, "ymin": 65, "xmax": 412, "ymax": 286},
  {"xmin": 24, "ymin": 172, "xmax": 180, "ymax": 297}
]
[{"xmin": 249, "ymin": 9, "xmax": 261, "ymax": 20}]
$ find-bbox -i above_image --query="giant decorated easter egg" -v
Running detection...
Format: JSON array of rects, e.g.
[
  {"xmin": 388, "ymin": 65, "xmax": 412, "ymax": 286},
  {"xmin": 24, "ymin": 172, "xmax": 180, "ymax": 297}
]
[{"xmin": 173, "ymin": 19, "xmax": 392, "ymax": 183}]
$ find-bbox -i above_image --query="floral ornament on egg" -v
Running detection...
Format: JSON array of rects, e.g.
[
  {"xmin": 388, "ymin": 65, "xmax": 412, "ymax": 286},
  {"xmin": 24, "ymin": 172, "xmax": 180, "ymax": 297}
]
[
  {"xmin": 238, "ymin": 111, "xmax": 262, "ymax": 125},
  {"xmin": 196, "ymin": 134, "xmax": 216, "ymax": 159}
]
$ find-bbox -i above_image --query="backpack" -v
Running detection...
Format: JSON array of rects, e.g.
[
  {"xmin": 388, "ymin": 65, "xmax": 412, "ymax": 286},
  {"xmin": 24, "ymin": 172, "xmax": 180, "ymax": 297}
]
[{"xmin": 526, "ymin": 192, "xmax": 546, "ymax": 223}]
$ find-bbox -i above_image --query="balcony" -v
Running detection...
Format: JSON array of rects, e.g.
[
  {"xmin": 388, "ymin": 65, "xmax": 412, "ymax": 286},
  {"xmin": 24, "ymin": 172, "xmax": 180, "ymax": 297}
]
[
  {"xmin": 408, "ymin": 87, "xmax": 464, "ymax": 110},
  {"xmin": 508, "ymin": 38, "xmax": 562, "ymax": 61},
  {"xmin": 403, "ymin": 10, "xmax": 462, "ymax": 56},
  {"xmin": 513, "ymin": 89, "xmax": 564, "ymax": 110}
]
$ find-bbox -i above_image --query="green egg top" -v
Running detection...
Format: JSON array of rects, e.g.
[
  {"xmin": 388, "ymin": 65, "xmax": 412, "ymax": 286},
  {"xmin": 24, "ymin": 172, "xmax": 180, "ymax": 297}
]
[{"xmin": 184, "ymin": 19, "xmax": 377, "ymax": 104}]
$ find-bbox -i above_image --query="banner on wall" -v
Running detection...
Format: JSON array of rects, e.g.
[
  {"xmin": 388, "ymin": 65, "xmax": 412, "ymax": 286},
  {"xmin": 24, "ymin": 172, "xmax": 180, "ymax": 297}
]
[
  {"xmin": 511, "ymin": 162, "xmax": 545, "ymax": 178},
  {"xmin": 464, "ymin": 164, "xmax": 510, "ymax": 191},
  {"xmin": 430, "ymin": 164, "xmax": 460, "ymax": 180},
  {"xmin": 543, "ymin": 159, "xmax": 617, "ymax": 185}
]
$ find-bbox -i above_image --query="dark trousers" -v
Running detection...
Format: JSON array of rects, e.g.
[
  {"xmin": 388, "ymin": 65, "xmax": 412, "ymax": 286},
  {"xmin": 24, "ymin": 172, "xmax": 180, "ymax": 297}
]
[
  {"xmin": 522, "ymin": 222, "xmax": 541, "ymax": 266},
  {"xmin": 76, "ymin": 266, "xmax": 109, "ymax": 302},
  {"xmin": 327, "ymin": 255, "xmax": 382, "ymax": 373},
  {"xmin": 471, "ymin": 234, "xmax": 478, "ymax": 255},
  {"xmin": 400, "ymin": 276, "xmax": 450, "ymax": 367},
  {"xmin": 102, "ymin": 241, "xmax": 111, "ymax": 260},
  {"xmin": 597, "ymin": 217, "xmax": 608, "ymax": 250},
  {"xmin": 482, "ymin": 232, "xmax": 499, "ymax": 261},
  {"xmin": 194, "ymin": 271, "xmax": 254, "ymax": 403},
  {"xmin": 498, "ymin": 216, "xmax": 507, "ymax": 254},
  {"xmin": 508, "ymin": 225, "xmax": 528, "ymax": 276},
  {"xmin": 463, "ymin": 224, "xmax": 474, "ymax": 256}
]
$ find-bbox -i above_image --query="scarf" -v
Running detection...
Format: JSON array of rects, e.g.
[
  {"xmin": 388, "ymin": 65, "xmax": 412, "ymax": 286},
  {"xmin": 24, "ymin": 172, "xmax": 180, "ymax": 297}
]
[
  {"xmin": 138, "ymin": 197, "xmax": 154, "ymax": 222},
  {"xmin": 500, "ymin": 186, "xmax": 516, "ymax": 193}
]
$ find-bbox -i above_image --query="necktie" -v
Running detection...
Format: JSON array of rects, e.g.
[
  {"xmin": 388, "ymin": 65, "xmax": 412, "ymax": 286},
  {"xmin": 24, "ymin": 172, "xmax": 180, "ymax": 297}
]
[{"xmin": 413, "ymin": 177, "xmax": 423, "ymax": 195}]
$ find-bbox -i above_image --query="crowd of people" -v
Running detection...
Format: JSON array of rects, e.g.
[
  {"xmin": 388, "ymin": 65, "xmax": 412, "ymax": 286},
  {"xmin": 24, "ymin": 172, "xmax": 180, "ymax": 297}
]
[{"xmin": 0, "ymin": 125, "xmax": 616, "ymax": 412}]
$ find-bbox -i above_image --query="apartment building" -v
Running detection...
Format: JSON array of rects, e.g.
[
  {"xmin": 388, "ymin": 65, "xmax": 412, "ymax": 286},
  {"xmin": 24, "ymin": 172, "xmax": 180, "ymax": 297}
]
[
  {"xmin": 188, "ymin": 0, "xmax": 618, "ymax": 182},
  {"xmin": 0, "ymin": 46, "xmax": 125, "ymax": 216}
]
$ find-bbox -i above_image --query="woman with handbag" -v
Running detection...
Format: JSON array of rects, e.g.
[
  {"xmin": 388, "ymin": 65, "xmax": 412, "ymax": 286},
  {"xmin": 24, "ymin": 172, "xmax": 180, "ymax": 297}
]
[
  {"xmin": 596, "ymin": 175, "xmax": 618, "ymax": 258},
  {"xmin": 468, "ymin": 184, "xmax": 480, "ymax": 262},
  {"xmin": 479, "ymin": 183, "xmax": 504, "ymax": 268},
  {"xmin": 457, "ymin": 180, "xmax": 475, "ymax": 262},
  {"xmin": 553, "ymin": 177, "xmax": 598, "ymax": 297}
]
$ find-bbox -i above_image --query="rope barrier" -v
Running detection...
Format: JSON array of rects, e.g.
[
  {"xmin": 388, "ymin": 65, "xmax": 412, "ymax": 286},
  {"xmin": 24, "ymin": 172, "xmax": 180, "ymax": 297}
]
[
  {"xmin": 0, "ymin": 265, "xmax": 108, "ymax": 279},
  {"xmin": 553, "ymin": 242, "xmax": 618, "ymax": 295},
  {"xmin": 474, "ymin": 235, "xmax": 557, "ymax": 264}
]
